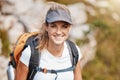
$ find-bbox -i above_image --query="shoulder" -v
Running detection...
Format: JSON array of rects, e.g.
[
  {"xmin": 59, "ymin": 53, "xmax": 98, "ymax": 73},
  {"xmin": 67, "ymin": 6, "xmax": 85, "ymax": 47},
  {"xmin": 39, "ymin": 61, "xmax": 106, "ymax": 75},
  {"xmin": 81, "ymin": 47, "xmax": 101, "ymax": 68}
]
[
  {"xmin": 65, "ymin": 40, "xmax": 82, "ymax": 60},
  {"xmin": 75, "ymin": 45, "xmax": 82, "ymax": 60},
  {"xmin": 22, "ymin": 45, "xmax": 31, "ymax": 54},
  {"xmin": 20, "ymin": 45, "xmax": 31, "ymax": 67}
]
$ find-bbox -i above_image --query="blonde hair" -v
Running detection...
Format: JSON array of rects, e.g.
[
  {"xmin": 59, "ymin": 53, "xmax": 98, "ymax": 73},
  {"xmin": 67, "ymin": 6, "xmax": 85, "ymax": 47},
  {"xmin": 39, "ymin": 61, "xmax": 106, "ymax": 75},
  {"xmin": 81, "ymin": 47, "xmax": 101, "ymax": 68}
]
[{"xmin": 37, "ymin": 2, "xmax": 71, "ymax": 50}]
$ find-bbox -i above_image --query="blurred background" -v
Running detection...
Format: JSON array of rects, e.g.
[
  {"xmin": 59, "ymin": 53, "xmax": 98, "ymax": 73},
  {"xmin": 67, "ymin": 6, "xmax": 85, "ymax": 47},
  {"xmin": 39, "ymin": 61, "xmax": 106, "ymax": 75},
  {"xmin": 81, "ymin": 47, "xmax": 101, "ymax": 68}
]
[{"xmin": 0, "ymin": 0, "xmax": 120, "ymax": 80}]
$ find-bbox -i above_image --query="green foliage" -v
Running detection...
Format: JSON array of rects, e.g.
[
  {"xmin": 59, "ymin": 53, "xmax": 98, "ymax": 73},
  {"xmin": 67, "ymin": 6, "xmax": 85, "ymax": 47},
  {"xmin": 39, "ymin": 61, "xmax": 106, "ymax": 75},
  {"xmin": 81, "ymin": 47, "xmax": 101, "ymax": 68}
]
[
  {"xmin": 0, "ymin": 29, "xmax": 10, "ymax": 56},
  {"xmin": 82, "ymin": 19, "xmax": 120, "ymax": 80},
  {"xmin": 76, "ymin": 37, "xmax": 89, "ymax": 46},
  {"xmin": 90, "ymin": 19, "xmax": 109, "ymax": 29},
  {"xmin": 90, "ymin": 19, "xmax": 111, "ymax": 43}
]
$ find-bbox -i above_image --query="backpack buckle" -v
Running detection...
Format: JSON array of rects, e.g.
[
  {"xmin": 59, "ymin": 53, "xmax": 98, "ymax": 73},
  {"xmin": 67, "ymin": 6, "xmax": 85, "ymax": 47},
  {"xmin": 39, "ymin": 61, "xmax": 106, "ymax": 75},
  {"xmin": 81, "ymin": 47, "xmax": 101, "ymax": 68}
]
[{"xmin": 42, "ymin": 68, "xmax": 47, "ymax": 73}]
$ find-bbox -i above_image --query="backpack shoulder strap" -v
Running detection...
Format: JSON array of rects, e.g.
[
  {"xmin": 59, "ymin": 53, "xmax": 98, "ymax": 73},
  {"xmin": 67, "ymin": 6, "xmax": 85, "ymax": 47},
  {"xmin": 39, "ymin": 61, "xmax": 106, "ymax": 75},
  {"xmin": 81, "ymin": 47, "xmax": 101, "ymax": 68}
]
[
  {"xmin": 66, "ymin": 40, "xmax": 79, "ymax": 67},
  {"xmin": 13, "ymin": 32, "xmax": 39, "ymax": 66},
  {"xmin": 23, "ymin": 34, "xmax": 40, "ymax": 80}
]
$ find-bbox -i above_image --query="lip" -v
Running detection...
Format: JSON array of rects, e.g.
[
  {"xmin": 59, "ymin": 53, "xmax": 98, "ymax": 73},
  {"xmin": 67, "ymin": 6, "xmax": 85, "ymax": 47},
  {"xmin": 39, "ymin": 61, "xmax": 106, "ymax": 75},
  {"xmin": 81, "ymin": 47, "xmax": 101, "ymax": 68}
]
[{"xmin": 54, "ymin": 35, "xmax": 64, "ymax": 41}]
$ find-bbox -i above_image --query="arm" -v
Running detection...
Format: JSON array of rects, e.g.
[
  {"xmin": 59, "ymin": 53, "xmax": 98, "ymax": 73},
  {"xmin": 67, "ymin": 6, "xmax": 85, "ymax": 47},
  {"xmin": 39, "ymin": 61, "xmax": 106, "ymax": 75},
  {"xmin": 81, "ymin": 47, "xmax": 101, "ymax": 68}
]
[
  {"xmin": 15, "ymin": 61, "xmax": 28, "ymax": 80},
  {"xmin": 15, "ymin": 45, "xmax": 31, "ymax": 80},
  {"xmin": 74, "ymin": 60, "xmax": 82, "ymax": 80}
]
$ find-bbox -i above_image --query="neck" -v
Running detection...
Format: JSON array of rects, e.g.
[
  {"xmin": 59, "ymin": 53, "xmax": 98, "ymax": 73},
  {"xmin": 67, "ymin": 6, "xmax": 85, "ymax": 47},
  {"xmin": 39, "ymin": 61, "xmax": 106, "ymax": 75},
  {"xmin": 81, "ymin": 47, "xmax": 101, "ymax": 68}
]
[{"xmin": 47, "ymin": 42, "xmax": 64, "ymax": 57}]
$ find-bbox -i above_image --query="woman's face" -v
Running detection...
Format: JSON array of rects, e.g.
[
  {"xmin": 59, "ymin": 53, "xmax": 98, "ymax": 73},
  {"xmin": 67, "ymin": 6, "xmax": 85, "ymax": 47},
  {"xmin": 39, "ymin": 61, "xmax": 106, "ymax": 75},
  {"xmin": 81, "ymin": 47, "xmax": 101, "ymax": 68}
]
[{"xmin": 45, "ymin": 21, "xmax": 71, "ymax": 45}]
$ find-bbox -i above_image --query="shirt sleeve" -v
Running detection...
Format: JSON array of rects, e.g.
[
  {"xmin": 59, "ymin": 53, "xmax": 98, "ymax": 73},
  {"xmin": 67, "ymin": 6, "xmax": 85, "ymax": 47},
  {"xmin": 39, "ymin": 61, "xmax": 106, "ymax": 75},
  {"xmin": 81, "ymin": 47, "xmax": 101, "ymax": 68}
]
[
  {"xmin": 20, "ymin": 45, "xmax": 31, "ymax": 67},
  {"xmin": 76, "ymin": 45, "xmax": 82, "ymax": 61}
]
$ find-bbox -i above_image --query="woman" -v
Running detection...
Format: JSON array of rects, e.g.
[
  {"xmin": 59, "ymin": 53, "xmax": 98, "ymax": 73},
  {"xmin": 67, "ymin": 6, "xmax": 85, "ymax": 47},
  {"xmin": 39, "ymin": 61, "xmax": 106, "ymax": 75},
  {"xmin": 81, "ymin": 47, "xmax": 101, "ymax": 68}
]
[{"xmin": 15, "ymin": 2, "xmax": 82, "ymax": 80}]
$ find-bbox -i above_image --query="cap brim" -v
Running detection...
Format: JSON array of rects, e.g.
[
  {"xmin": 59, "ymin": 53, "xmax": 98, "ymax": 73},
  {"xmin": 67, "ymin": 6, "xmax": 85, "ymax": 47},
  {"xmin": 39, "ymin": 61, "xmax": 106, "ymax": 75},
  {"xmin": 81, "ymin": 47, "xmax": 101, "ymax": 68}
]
[{"xmin": 47, "ymin": 17, "xmax": 72, "ymax": 24}]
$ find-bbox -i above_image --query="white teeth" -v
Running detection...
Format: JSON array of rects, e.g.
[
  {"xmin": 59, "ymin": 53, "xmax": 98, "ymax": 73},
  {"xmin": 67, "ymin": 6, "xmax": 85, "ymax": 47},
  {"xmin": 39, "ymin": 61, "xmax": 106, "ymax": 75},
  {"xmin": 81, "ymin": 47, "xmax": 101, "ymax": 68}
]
[
  {"xmin": 56, "ymin": 36, "xmax": 62, "ymax": 39},
  {"xmin": 54, "ymin": 35, "xmax": 62, "ymax": 37},
  {"xmin": 54, "ymin": 36, "xmax": 63, "ymax": 40}
]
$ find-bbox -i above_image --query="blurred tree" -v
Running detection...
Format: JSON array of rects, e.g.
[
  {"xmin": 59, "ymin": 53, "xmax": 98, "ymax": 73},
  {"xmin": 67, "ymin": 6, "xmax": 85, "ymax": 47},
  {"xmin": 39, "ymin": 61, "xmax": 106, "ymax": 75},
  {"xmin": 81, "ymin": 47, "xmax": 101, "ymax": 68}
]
[
  {"xmin": 82, "ymin": 19, "xmax": 120, "ymax": 80},
  {"xmin": 0, "ymin": 29, "xmax": 10, "ymax": 56}
]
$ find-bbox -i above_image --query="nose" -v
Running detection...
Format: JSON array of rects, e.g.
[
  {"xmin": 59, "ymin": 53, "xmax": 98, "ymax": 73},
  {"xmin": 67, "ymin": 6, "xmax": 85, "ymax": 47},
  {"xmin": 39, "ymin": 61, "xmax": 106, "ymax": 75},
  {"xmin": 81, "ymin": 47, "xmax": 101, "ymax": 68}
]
[{"xmin": 56, "ymin": 28, "xmax": 62, "ymax": 34}]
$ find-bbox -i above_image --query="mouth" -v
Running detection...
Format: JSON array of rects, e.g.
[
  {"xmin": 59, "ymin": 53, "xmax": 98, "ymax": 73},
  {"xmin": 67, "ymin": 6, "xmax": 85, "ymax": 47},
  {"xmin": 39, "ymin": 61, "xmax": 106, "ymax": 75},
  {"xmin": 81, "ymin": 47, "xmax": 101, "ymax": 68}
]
[{"xmin": 54, "ymin": 35, "xmax": 64, "ymax": 41}]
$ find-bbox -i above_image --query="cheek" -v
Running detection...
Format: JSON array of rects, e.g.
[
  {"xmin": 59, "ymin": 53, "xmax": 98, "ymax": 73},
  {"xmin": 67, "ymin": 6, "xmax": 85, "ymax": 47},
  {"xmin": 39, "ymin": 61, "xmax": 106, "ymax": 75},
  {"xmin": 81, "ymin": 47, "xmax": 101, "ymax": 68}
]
[
  {"xmin": 65, "ymin": 28, "xmax": 71, "ymax": 34},
  {"xmin": 46, "ymin": 27, "xmax": 52, "ymax": 35},
  {"xmin": 47, "ymin": 29, "xmax": 53, "ymax": 34},
  {"xmin": 47, "ymin": 29, "xmax": 54, "ymax": 38}
]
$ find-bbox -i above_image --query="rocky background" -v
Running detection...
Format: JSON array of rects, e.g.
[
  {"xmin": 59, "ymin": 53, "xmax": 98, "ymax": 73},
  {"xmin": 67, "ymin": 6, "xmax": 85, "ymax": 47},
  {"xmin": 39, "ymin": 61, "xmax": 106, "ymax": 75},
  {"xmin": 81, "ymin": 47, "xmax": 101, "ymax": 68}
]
[{"xmin": 0, "ymin": 0, "xmax": 120, "ymax": 80}]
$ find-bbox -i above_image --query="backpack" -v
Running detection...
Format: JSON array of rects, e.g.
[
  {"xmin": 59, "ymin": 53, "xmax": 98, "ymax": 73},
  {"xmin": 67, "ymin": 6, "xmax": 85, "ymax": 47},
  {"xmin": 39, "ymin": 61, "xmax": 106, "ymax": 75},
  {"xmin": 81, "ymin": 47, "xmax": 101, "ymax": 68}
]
[{"xmin": 8, "ymin": 32, "xmax": 79, "ymax": 80}]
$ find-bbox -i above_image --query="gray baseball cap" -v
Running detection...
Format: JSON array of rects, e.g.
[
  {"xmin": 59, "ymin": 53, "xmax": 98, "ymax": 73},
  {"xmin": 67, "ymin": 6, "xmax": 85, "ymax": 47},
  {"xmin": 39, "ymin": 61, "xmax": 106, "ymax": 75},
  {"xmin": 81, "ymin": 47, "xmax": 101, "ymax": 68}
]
[{"xmin": 46, "ymin": 9, "xmax": 72, "ymax": 24}]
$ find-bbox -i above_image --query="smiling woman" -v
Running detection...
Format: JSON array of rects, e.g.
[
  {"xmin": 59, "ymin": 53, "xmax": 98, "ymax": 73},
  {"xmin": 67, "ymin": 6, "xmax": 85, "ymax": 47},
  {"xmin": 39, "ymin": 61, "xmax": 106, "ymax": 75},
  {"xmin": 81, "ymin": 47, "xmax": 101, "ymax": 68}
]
[
  {"xmin": 46, "ymin": 21, "xmax": 71, "ymax": 46},
  {"xmin": 15, "ymin": 2, "xmax": 83, "ymax": 80}
]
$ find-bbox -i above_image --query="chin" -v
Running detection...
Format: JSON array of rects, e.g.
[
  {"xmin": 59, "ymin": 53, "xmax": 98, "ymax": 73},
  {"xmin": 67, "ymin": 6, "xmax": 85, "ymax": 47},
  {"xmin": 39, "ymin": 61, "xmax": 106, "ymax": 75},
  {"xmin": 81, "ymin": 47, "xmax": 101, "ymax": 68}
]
[
  {"xmin": 53, "ymin": 40, "xmax": 65, "ymax": 45},
  {"xmin": 51, "ymin": 36, "xmax": 67, "ymax": 45}
]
